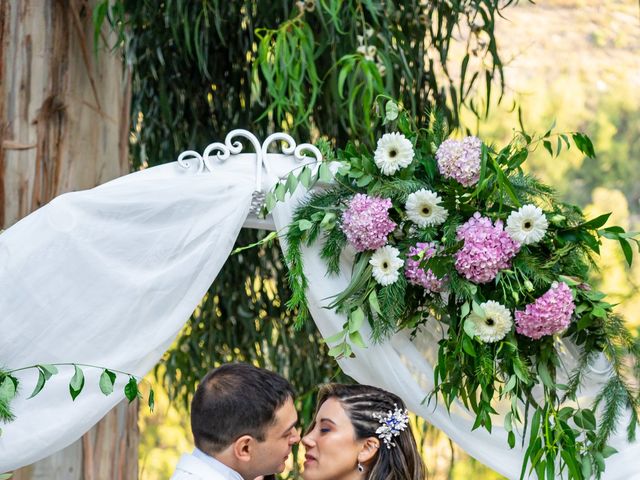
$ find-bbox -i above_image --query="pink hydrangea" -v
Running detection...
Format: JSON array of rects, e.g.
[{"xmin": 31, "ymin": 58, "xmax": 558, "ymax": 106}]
[
  {"xmin": 454, "ymin": 213, "xmax": 520, "ymax": 283},
  {"xmin": 515, "ymin": 282, "xmax": 575, "ymax": 339},
  {"xmin": 436, "ymin": 136, "xmax": 483, "ymax": 187},
  {"xmin": 405, "ymin": 242, "xmax": 444, "ymax": 292},
  {"xmin": 341, "ymin": 194, "xmax": 396, "ymax": 252}
]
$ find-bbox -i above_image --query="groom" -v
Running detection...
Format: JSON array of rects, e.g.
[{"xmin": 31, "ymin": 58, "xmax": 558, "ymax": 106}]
[{"xmin": 171, "ymin": 363, "xmax": 300, "ymax": 480}]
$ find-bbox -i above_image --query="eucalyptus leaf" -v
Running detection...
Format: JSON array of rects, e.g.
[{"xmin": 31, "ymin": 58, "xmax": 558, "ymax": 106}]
[
  {"xmin": 39, "ymin": 364, "xmax": 58, "ymax": 380},
  {"xmin": 28, "ymin": 370, "xmax": 47, "ymax": 399},
  {"xmin": 99, "ymin": 369, "xmax": 116, "ymax": 396},
  {"xmin": 124, "ymin": 377, "xmax": 139, "ymax": 403},
  {"xmin": 69, "ymin": 366, "xmax": 85, "ymax": 401}
]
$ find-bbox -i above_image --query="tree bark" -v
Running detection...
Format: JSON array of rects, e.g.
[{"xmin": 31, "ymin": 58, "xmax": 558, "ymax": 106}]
[{"xmin": 1, "ymin": 1, "xmax": 137, "ymax": 478}]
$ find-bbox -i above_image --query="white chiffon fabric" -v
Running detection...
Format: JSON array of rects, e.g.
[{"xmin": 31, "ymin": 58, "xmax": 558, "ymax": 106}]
[
  {"xmin": 0, "ymin": 157, "xmax": 259, "ymax": 470},
  {"xmin": 0, "ymin": 151, "xmax": 638, "ymax": 478}
]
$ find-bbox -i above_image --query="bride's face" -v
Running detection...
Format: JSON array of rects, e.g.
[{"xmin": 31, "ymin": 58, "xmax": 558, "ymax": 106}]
[{"xmin": 301, "ymin": 397, "xmax": 365, "ymax": 480}]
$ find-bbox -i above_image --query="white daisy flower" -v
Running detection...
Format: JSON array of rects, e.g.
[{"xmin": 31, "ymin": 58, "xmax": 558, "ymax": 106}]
[
  {"xmin": 506, "ymin": 204, "xmax": 549, "ymax": 245},
  {"xmin": 405, "ymin": 189, "xmax": 448, "ymax": 227},
  {"xmin": 373, "ymin": 133, "xmax": 415, "ymax": 175},
  {"xmin": 369, "ymin": 246, "xmax": 404, "ymax": 286},
  {"xmin": 466, "ymin": 300, "xmax": 513, "ymax": 343}
]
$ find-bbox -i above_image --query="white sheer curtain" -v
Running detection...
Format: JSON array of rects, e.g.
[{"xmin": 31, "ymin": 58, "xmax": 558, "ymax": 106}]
[
  {"xmin": 1, "ymin": 151, "xmax": 638, "ymax": 478},
  {"xmin": 0, "ymin": 158, "xmax": 258, "ymax": 470}
]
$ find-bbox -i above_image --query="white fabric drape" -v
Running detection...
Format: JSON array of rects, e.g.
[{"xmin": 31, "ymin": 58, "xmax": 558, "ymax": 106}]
[
  {"xmin": 0, "ymin": 157, "xmax": 260, "ymax": 470},
  {"xmin": 1, "ymin": 154, "xmax": 638, "ymax": 478}
]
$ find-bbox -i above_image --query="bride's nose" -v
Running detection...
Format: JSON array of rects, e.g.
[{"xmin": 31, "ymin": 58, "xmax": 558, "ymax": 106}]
[{"xmin": 301, "ymin": 433, "xmax": 315, "ymax": 448}]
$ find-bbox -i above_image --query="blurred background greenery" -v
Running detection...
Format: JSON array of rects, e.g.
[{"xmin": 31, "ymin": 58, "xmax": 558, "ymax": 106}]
[{"xmin": 101, "ymin": 0, "xmax": 639, "ymax": 478}]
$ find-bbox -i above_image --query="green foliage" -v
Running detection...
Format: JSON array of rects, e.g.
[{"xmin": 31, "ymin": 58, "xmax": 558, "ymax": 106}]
[
  {"xmin": 274, "ymin": 104, "xmax": 640, "ymax": 478},
  {"xmin": 0, "ymin": 363, "xmax": 153, "ymax": 436},
  {"xmin": 95, "ymin": 0, "xmax": 518, "ymax": 162}
]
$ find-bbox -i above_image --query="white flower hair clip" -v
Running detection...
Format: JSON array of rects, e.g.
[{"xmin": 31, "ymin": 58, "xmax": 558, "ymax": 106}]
[{"xmin": 372, "ymin": 404, "xmax": 410, "ymax": 448}]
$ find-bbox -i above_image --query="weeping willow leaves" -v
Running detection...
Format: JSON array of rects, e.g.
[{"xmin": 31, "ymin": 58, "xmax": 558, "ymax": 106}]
[
  {"xmin": 255, "ymin": 19, "xmax": 321, "ymax": 129},
  {"xmin": 95, "ymin": 0, "xmax": 518, "ymax": 157}
]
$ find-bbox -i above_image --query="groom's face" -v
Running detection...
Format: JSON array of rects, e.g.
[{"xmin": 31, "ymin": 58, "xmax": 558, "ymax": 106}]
[{"xmin": 252, "ymin": 396, "xmax": 300, "ymax": 474}]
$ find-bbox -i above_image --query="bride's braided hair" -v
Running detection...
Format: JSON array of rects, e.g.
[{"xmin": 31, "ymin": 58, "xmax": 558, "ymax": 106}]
[{"xmin": 315, "ymin": 384, "xmax": 426, "ymax": 480}]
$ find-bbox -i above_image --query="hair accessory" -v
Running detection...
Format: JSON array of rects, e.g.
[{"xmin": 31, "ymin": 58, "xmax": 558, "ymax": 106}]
[{"xmin": 372, "ymin": 404, "xmax": 409, "ymax": 448}]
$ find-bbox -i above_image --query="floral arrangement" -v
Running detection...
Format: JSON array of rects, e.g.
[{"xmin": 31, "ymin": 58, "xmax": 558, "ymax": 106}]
[{"xmin": 263, "ymin": 103, "xmax": 640, "ymax": 479}]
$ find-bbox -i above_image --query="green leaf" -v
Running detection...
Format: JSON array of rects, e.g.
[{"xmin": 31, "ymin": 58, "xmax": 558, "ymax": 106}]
[
  {"xmin": 572, "ymin": 132, "xmax": 596, "ymax": 158},
  {"xmin": 462, "ymin": 336, "xmax": 477, "ymax": 357},
  {"xmin": 322, "ymin": 329, "xmax": 346, "ymax": 344},
  {"xmin": 275, "ymin": 182, "xmax": 286, "ymax": 201},
  {"xmin": 265, "ymin": 192, "xmax": 276, "ymax": 212},
  {"xmin": 284, "ymin": 172, "xmax": 298, "ymax": 193},
  {"xmin": 385, "ymin": 100, "xmax": 398, "ymax": 122},
  {"xmin": 543, "ymin": 140, "xmax": 553, "ymax": 156},
  {"xmin": 39, "ymin": 364, "xmax": 59, "ymax": 380},
  {"xmin": 601, "ymin": 445, "xmax": 618, "ymax": 458},
  {"xmin": 69, "ymin": 365, "xmax": 85, "ymax": 401},
  {"xmin": 582, "ymin": 212, "xmax": 611, "ymax": 230},
  {"xmin": 508, "ymin": 430, "xmax": 516, "ymax": 448},
  {"xmin": 348, "ymin": 330, "xmax": 367, "ymax": 349},
  {"xmin": 124, "ymin": 377, "xmax": 139, "ymax": 403},
  {"xmin": 318, "ymin": 163, "xmax": 333, "ymax": 183},
  {"xmin": 148, "ymin": 388, "xmax": 155, "ymax": 412},
  {"xmin": 0, "ymin": 473, "xmax": 13, "ymax": 480},
  {"xmin": 368, "ymin": 289, "xmax": 382, "ymax": 316},
  {"xmin": 299, "ymin": 166, "xmax": 313, "ymax": 188},
  {"xmin": 619, "ymin": 237, "xmax": 633, "ymax": 266},
  {"xmin": 327, "ymin": 344, "xmax": 346, "ymax": 358},
  {"xmin": 460, "ymin": 302, "xmax": 471, "ymax": 319},
  {"xmin": 0, "ymin": 376, "xmax": 17, "ymax": 404},
  {"xmin": 28, "ymin": 370, "xmax": 47, "ymax": 399},
  {"xmin": 298, "ymin": 219, "xmax": 313, "ymax": 231},
  {"xmin": 356, "ymin": 174, "xmax": 373, "ymax": 187},
  {"xmin": 463, "ymin": 318, "xmax": 477, "ymax": 338},
  {"xmin": 581, "ymin": 456, "xmax": 592, "ymax": 479},
  {"xmin": 537, "ymin": 362, "xmax": 554, "ymax": 389},
  {"xmin": 504, "ymin": 375, "xmax": 517, "ymax": 394},
  {"xmin": 514, "ymin": 358, "xmax": 531, "ymax": 385},
  {"xmin": 99, "ymin": 369, "xmax": 116, "ymax": 396},
  {"xmin": 349, "ymin": 307, "xmax": 365, "ymax": 333}
]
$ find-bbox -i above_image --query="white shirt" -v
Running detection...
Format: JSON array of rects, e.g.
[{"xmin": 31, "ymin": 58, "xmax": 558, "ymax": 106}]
[{"xmin": 170, "ymin": 448, "xmax": 244, "ymax": 480}]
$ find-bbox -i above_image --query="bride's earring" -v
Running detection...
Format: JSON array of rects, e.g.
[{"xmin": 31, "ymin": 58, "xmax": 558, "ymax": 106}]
[{"xmin": 357, "ymin": 462, "xmax": 364, "ymax": 473}]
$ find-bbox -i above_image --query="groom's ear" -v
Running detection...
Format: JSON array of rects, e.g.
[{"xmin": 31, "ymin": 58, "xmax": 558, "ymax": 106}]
[
  {"xmin": 232, "ymin": 435, "xmax": 254, "ymax": 462},
  {"xmin": 357, "ymin": 437, "xmax": 380, "ymax": 464}
]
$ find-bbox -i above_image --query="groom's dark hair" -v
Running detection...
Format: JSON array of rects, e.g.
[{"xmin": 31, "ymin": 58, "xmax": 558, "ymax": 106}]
[{"xmin": 191, "ymin": 363, "xmax": 295, "ymax": 454}]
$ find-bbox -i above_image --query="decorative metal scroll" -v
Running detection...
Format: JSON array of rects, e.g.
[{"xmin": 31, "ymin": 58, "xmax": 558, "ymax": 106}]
[{"xmin": 176, "ymin": 129, "xmax": 323, "ymax": 192}]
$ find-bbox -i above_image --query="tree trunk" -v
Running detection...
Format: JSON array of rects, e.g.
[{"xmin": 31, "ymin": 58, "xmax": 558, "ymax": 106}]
[{"xmin": 1, "ymin": 1, "xmax": 137, "ymax": 478}]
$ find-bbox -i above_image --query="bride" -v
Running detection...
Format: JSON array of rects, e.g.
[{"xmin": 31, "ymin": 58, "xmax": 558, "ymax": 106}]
[{"xmin": 301, "ymin": 383, "xmax": 426, "ymax": 480}]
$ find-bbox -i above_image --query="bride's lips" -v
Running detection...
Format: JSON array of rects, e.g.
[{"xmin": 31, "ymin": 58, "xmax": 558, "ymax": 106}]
[{"xmin": 304, "ymin": 454, "xmax": 317, "ymax": 466}]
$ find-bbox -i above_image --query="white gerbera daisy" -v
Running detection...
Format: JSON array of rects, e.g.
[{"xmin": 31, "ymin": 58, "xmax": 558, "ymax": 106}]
[
  {"xmin": 405, "ymin": 189, "xmax": 448, "ymax": 227},
  {"xmin": 373, "ymin": 133, "xmax": 415, "ymax": 175},
  {"xmin": 466, "ymin": 300, "xmax": 513, "ymax": 343},
  {"xmin": 506, "ymin": 204, "xmax": 549, "ymax": 245},
  {"xmin": 369, "ymin": 246, "xmax": 404, "ymax": 286}
]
